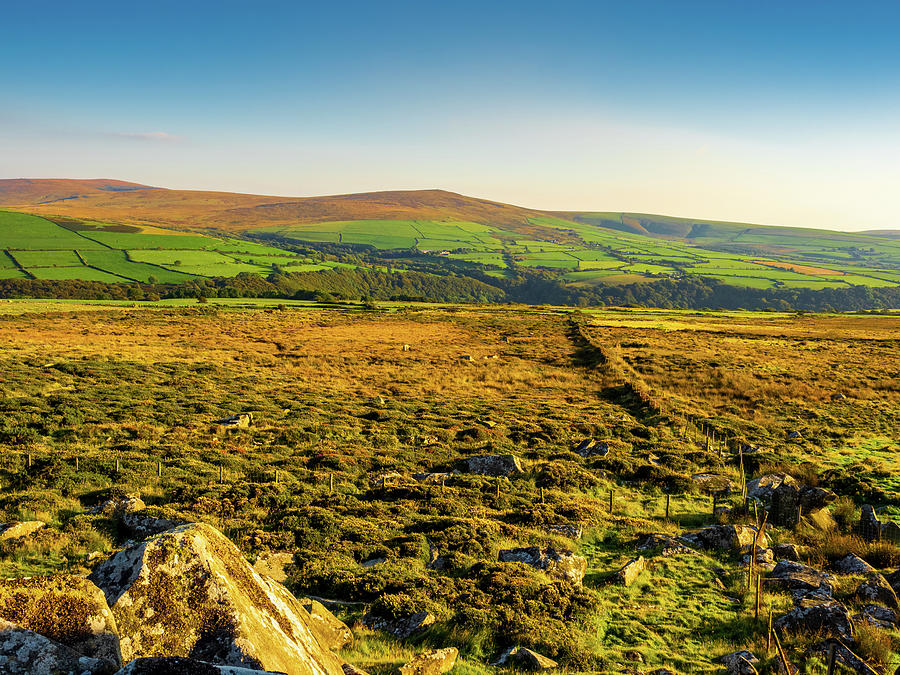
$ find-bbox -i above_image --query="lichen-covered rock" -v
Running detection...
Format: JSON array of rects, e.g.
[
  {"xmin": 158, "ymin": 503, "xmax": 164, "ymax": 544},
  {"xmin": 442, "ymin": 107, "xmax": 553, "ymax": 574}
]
[
  {"xmin": 859, "ymin": 505, "xmax": 882, "ymax": 542},
  {"xmin": 574, "ymin": 439, "xmax": 609, "ymax": 457},
  {"xmin": 115, "ymin": 657, "xmax": 282, "ymax": 674},
  {"xmin": 362, "ymin": 612, "xmax": 435, "ymax": 640},
  {"xmin": 721, "ymin": 650, "xmax": 759, "ymax": 675},
  {"xmin": 463, "ymin": 455, "xmax": 523, "ymax": 477},
  {"xmin": 806, "ymin": 639, "xmax": 878, "ymax": 675},
  {"xmin": 397, "ymin": 647, "xmax": 458, "ymax": 675},
  {"xmin": 0, "ymin": 619, "xmax": 115, "ymax": 675},
  {"xmin": 88, "ymin": 522, "xmax": 344, "ymax": 675},
  {"xmin": 616, "ymin": 556, "xmax": 646, "ymax": 586},
  {"xmin": 0, "ymin": 574, "xmax": 121, "ymax": 668},
  {"xmin": 0, "ymin": 521, "xmax": 45, "ymax": 543},
  {"xmin": 747, "ymin": 474, "xmax": 797, "ymax": 502},
  {"xmin": 92, "ymin": 495, "xmax": 186, "ymax": 539},
  {"xmin": 770, "ymin": 561, "xmax": 835, "ymax": 603},
  {"xmin": 302, "ymin": 599, "xmax": 353, "ymax": 650},
  {"xmin": 856, "ymin": 573, "xmax": 899, "ymax": 609},
  {"xmin": 680, "ymin": 525, "xmax": 767, "ymax": 552},
  {"xmin": 853, "ymin": 604, "xmax": 898, "ymax": 629},
  {"xmin": 834, "ymin": 554, "xmax": 876, "ymax": 575},
  {"xmin": 774, "ymin": 601, "xmax": 853, "ymax": 639},
  {"xmin": 498, "ymin": 546, "xmax": 587, "ymax": 584}
]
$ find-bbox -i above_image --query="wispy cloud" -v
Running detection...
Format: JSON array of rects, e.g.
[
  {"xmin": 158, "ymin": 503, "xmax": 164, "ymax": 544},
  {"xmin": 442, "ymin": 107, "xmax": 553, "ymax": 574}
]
[{"xmin": 111, "ymin": 131, "xmax": 182, "ymax": 142}]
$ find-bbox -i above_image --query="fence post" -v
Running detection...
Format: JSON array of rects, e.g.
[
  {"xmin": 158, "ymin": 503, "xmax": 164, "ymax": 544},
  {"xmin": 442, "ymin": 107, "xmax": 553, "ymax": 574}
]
[
  {"xmin": 157, "ymin": 461, "xmax": 162, "ymax": 478},
  {"xmin": 609, "ymin": 488, "xmax": 613, "ymax": 514},
  {"xmin": 665, "ymin": 493, "xmax": 670, "ymax": 520},
  {"xmin": 330, "ymin": 473, "xmax": 334, "ymax": 493}
]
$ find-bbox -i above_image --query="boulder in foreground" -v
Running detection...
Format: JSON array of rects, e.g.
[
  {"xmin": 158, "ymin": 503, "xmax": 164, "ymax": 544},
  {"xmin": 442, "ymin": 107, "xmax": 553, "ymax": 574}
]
[
  {"xmin": 0, "ymin": 618, "xmax": 115, "ymax": 675},
  {"xmin": 89, "ymin": 522, "xmax": 344, "ymax": 675}
]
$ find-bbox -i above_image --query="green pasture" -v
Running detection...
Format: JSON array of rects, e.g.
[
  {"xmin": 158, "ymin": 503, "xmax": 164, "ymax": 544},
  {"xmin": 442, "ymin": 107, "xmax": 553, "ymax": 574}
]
[
  {"xmin": 80, "ymin": 250, "xmax": 197, "ymax": 283},
  {"xmin": 0, "ymin": 212, "xmax": 107, "ymax": 250},
  {"xmin": 26, "ymin": 266, "xmax": 127, "ymax": 282},
  {"xmin": 9, "ymin": 250, "xmax": 83, "ymax": 268}
]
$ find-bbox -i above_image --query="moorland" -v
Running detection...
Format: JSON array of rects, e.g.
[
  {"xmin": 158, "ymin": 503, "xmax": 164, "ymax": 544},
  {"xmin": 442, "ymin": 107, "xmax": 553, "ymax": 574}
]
[{"xmin": 0, "ymin": 300, "xmax": 898, "ymax": 673}]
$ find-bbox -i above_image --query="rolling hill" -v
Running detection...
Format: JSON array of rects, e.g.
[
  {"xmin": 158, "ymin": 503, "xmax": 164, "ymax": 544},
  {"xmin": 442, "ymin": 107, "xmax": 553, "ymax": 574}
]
[{"xmin": 1, "ymin": 178, "xmax": 900, "ymax": 292}]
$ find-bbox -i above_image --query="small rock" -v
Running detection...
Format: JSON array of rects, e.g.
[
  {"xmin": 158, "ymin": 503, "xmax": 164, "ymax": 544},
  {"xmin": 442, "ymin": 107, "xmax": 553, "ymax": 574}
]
[
  {"xmin": 637, "ymin": 534, "xmax": 698, "ymax": 557},
  {"xmin": 426, "ymin": 539, "xmax": 446, "ymax": 571},
  {"xmin": 787, "ymin": 430, "xmax": 802, "ymax": 440},
  {"xmin": 361, "ymin": 557, "xmax": 387, "ymax": 568},
  {"xmin": 397, "ymin": 647, "xmax": 458, "ymax": 675},
  {"xmin": 624, "ymin": 650, "xmax": 643, "ymax": 662},
  {"xmin": 833, "ymin": 553, "xmax": 876, "ymax": 575},
  {"xmin": 769, "ymin": 560, "xmax": 835, "ymax": 604},
  {"xmin": 509, "ymin": 648, "xmax": 558, "ymax": 671},
  {"xmin": 747, "ymin": 474, "xmax": 797, "ymax": 502},
  {"xmin": 773, "ymin": 543, "xmax": 800, "ymax": 561},
  {"xmin": 0, "ymin": 520, "xmax": 45, "ymax": 543},
  {"xmin": 574, "ymin": 439, "xmax": 609, "ymax": 457},
  {"xmin": 547, "ymin": 523, "xmax": 583, "ymax": 539},
  {"xmin": 411, "ymin": 472, "xmax": 456, "ymax": 484},
  {"xmin": 116, "ymin": 657, "xmax": 281, "ymax": 673},
  {"xmin": 615, "ymin": 557, "xmax": 646, "ymax": 587},
  {"xmin": 721, "ymin": 650, "xmax": 760, "ymax": 675},
  {"xmin": 858, "ymin": 505, "xmax": 882, "ymax": 542},
  {"xmin": 212, "ymin": 412, "xmax": 252, "ymax": 428},
  {"xmin": 463, "ymin": 454, "xmax": 523, "ymax": 477},
  {"xmin": 498, "ymin": 546, "xmax": 587, "ymax": 584},
  {"xmin": 680, "ymin": 525, "xmax": 767, "ymax": 552},
  {"xmin": 691, "ymin": 473, "xmax": 736, "ymax": 495},
  {"xmin": 856, "ymin": 573, "xmax": 899, "ymax": 609}
]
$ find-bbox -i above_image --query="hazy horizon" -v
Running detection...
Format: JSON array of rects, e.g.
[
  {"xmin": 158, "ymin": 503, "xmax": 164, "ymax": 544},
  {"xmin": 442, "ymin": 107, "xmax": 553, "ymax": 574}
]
[{"xmin": 3, "ymin": 0, "xmax": 899, "ymax": 232}]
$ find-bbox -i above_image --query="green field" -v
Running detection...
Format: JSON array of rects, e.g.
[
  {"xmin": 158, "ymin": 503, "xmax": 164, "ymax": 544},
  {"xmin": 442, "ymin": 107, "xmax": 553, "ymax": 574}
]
[{"xmin": 0, "ymin": 211, "xmax": 323, "ymax": 281}]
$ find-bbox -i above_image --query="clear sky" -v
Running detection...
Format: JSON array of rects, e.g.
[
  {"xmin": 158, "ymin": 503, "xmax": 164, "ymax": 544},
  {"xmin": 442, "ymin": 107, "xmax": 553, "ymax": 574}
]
[{"xmin": 2, "ymin": 0, "xmax": 899, "ymax": 231}]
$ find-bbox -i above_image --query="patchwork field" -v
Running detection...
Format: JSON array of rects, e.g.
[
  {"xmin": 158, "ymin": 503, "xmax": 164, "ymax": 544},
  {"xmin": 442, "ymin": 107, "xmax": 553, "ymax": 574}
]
[
  {"xmin": 0, "ymin": 211, "xmax": 325, "ymax": 282},
  {"xmin": 0, "ymin": 302, "xmax": 897, "ymax": 673}
]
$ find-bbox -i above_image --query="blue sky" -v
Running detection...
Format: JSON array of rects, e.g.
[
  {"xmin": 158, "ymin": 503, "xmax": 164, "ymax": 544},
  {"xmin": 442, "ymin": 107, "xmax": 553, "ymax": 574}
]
[{"xmin": 2, "ymin": 0, "xmax": 899, "ymax": 230}]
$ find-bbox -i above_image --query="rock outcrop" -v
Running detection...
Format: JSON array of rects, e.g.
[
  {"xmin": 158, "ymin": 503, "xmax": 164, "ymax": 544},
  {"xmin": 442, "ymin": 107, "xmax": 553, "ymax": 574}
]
[
  {"xmin": 253, "ymin": 551, "xmax": 298, "ymax": 584},
  {"xmin": 747, "ymin": 474, "xmax": 797, "ymax": 502},
  {"xmin": 492, "ymin": 647, "xmax": 557, "ymax": 671},
  {"xmin": 637, "ymin": 534, "xmax": 698, "ymax": 557},
  {"xmin": 833, "ymin": 553, "xmax": 876, "ymax": 575},
  {"xmin": 463, "ymin": 455, "xmax": 523, "ymax": 477},
  {"xmin": 691, "ymin": 473, "xmax": 736, "ymax": 495},
  {"xmin": 397, "ymin": 647, "xmax": 458, "ymax": 675},
  {"xmin": 0, "ymin": 619, "xmax": 115, "ymax": 675},
  {"xmin": 88, "ymin": 523, "xmax": 344, "ymax": 675},
  {"xmin": 0, "ymin": 574, "xmax": 122, "ymax": 669},
  {"xmin": 302, "ymin": 599, "xmax": 353, "ymax": 650},
  {"xmin": 774, "ymin": 601, "xmax": 853, "ymax": 639},
  {"xmin": 769, "ymin": 560, "xmax": 835, "ymax": 603},
  {"xmin": 93, "ymin": 495, "xmax": 186, "ymax": 539},
  {"xmin": 720, "ymin": 650, "xmax": 759, "ymax": 675},
  {"xmin": 498, "ymin": 546, "xmax": 587, "ymax": 584}
]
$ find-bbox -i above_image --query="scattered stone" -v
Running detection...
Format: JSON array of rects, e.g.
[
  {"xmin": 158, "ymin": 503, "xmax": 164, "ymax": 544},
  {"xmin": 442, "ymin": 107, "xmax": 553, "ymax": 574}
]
[
  {"xmin": 254, "ymin": 551, "xmax": 298, "ymax": 584},
  {"xmin": 547, "ymin": 523, "xmax": 582, "ymax": 539},
  {"xmin": 374, "ymin": 473, "xmax": 404, "ymax": 488},
  {"xmin": 0, "ymin": 574, "xmax": 121, "ymax": 669},
  {"xmin": 799, "ymin": 487, "xmax": 837, "ymax": 512},
  {"xmin": 805, "ymin": 508, "xmax": 838, "ymax": 532},
  {"xmin": 426, "ymin": 539, "xmax": 446, "ymax": 570},
  {"xmin": 509, "ymin": 648, "xmax": 558, "ymax": 671},
  {"xmin": 691, "ymin": 473, "xmax": 736, "ymax": 495},
  {"xmin": 362, "ymin": 612, "xmax": 435, "ymax": 640},
  {"xmin": 115, "ymin": 657, "xmax": 281, "ymax": 674},
  {"xmin": 412, "ymin": 472, "xmax": 456, "ymax": 484},
  {"xmin": 856, "ymin": 573, "xmax": 899, "ymax": 609},
  {"xmin": 853, "ymin": 604, "xmax": 898, "ymax": 629},
  {"xmin": 574, "ymin": 439, "xmax": 609, "ymax": 457},
  {"xmin": 623, "ymin": 650, "xmax": 643, "ymax": 662},
  {"xmin": 741, "ymin": 547, "xmax": 774, "ymax": 566},
  {"xmin": 774, "ymin": 601, "xmax": 853, "ymax": 639},
  {"xmin": 302, "ymin": 599, "xmax": 353, "ymax": 651},
  {"xmin": 746, "ymin": 474, "xmax": 797, "ymax": 502},
  {"xmin": 213, "ymin": 413, "xmax": 252, "ymax": 428},
  {"xmin": 615, "ymin": 557, "xmax": 646, "ymax": 587},
  {"xmin": 833, "ymin": 553, "xmax": 876, "ymax": 575},
  {"xmin": 0, "ymin": 619, "xmax": 115, "ymax": 675},
  {"xmin": 459, "ymin": 355, "xmax": 474, "ymax": 361},
  {"xmin": 637, "ymin": 534, "xmax": 698, "ymax": 557},
  {"xmin": 773, "ymin": 543, "xmax": 800, "ymax": 561},
  {"xmin": 361, "ymin": 557, "xmax": 386, "ymax": 568},
  {"xmin": 721, "ymin": 650, "xmax": 759, "ymax": 675},
  {"xmin": 858, "ymin": 505, "xmax": 882, "ymax": 542},
  {"xmin": 498, "ymin": 546, "xmax": 587, "ymax": 584},
  {"xmin": 831, "ymin": 393, "xmax": 847, "ymax": 401},
  {"xmin": 885, "ymin": 570, "xmax": 900, "ymax": 595},
  {"xmin": 463, "ymin": 454, "xmax": 523, "ymax": 477},
  {"xmin": 680, "ymin": 525, "xmax": 767, "ymax": 552},
  {"xmin": 474, "ymin": 418, "xmax": 497, "ymax": 428},
  {"xmin": 397, "ymin": 647, "xmax": 458, "ymax": 675},
  {"xmin": 771, "ymin": 483, "xmax": 837, "ymax": 528},
  {"xmin": 0, "ymin": 520, "xmax": 45, "ymax": 543},
  {"xmin": 787, "ymin": 430, "xmax": 803, "ymax": 440},
  {"xmin": 89, "ymin": 522, "xmax": 344, "ymax": 675}
]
